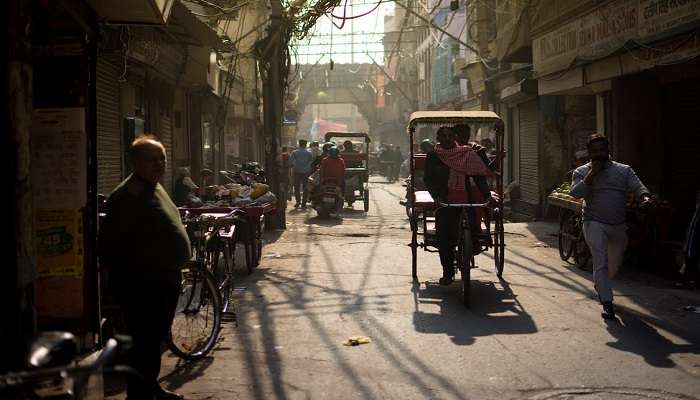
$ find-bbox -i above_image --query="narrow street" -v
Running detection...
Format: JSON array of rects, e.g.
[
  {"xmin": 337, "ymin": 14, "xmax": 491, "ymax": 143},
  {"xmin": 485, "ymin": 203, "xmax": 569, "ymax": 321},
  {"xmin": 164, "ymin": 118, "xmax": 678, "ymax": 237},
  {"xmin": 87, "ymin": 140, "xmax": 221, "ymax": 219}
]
[{"xmin": 158, "ymin": 178, "xmax": 700, "ymax": 400}]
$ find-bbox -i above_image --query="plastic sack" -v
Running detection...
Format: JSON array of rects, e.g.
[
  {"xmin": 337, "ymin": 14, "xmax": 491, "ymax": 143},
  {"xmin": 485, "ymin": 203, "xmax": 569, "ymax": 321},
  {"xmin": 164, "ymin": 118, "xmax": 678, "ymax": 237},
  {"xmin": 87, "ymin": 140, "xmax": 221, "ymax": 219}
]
[
  {"xmin": 251, "ymin": 191, "xmax": 276, "ymax": 205},
  {"xmin": 238, "ymin": 185, "xmax": 252, "ymax": 199},
  {"xmin": 251, "ymin": 183, "xmax": 270, "ymax": 199}
]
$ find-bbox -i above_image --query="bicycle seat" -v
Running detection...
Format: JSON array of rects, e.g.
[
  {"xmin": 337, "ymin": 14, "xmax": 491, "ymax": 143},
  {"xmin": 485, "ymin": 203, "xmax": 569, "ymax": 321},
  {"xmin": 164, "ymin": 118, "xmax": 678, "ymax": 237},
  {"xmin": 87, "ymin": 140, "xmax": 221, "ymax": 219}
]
[{"xmin": 28, "ymin": 331, "xmax": 78, "ymax": 369}]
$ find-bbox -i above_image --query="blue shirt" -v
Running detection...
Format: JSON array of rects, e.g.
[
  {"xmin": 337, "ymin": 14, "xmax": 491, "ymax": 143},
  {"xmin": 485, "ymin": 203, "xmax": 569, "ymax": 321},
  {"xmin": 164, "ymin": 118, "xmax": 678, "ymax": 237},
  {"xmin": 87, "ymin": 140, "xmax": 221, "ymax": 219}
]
[
  {"xmin": 290, "ymin": 148, "xmax": 314, "ymax": 174},
  {"xmin": 571, "ymin": 160, "xmax": 649, "ymax": 225}
]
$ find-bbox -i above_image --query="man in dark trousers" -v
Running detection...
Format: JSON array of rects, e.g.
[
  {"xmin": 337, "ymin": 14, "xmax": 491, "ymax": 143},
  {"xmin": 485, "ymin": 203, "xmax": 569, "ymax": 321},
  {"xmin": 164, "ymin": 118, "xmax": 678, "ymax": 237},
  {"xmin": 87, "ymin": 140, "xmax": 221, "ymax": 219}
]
[
  {"xmin": 289, "ymin": 139, "xmax": 314, "ymax": 208},
  {"xmin": 99, "ymin": 136, "xmax": 191, "ymax": 400},
  {"xmin": 424, "ymin": 127, "xmax": 493, "ymax": 285}
]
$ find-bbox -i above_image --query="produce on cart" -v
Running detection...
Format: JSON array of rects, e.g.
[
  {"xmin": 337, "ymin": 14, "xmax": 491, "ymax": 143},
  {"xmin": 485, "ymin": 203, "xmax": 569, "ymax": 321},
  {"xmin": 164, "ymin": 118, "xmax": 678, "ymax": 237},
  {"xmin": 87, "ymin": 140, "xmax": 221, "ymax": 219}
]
[{"xmin": 178, "ymin": 167, "xmax": 277, "ymax": 274}]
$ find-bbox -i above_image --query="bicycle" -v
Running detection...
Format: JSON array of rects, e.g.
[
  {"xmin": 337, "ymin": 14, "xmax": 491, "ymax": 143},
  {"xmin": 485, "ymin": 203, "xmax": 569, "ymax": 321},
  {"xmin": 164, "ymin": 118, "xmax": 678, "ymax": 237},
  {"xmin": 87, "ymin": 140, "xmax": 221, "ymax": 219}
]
[
  {"xmin": 558, "ymin": 209, "xmax": 591, "ymax": 269},
  {"xmin": 168, "ymin": 214, "xmax": 228, "ymax": 361},
  {"xmin": 0, "ymin": 332, "xmax": 133, "ymax": 400},
  {"xmin": 439, "ymin": 200, "xmax": 492, "ymax": 307}
]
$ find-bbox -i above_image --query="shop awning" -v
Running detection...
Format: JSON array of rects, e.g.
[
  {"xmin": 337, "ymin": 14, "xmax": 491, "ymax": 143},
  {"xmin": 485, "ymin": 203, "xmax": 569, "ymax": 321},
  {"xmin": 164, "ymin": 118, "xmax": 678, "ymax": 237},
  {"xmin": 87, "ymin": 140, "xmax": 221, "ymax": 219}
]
[
  {"xmin": 88, "ymin": 0, "xmax": 175, "ymax": 24},
  {"xmin": 169, "ymin": 1, "xmax": 231, "ymax": 51}
]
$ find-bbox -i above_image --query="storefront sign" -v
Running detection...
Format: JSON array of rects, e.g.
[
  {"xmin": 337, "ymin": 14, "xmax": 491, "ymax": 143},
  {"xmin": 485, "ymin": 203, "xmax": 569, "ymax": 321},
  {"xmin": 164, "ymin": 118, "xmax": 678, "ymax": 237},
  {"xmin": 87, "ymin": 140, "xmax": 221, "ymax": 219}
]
[
  {"xmin": 634, "ymin": 29, "xmax": 700, "ymax": 68},
  {"xmin": 639, "ymin": 0, "xmax": 700, "ymax": 40},
  {"xmin": 534, "ymin": 0, "xmax": 700, "ymax": 75}
]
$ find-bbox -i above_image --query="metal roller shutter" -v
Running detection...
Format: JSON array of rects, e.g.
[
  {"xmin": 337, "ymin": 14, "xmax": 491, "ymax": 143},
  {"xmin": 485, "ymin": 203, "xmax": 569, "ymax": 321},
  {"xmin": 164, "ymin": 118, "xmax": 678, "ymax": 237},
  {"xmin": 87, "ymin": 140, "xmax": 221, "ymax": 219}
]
[
  {"xmin": 664, "ymin": 78, "xmax": 700, "ymax": 228},
  {"xmin": 96, "ymin": 57, "xmax": 122, "ymax": 195},
  {"xmin": 160, "ymin": 110, "xmax": 174, "ymax": 194},
  {"xmin": 519, "ymin": 100, "xmax": 540, "ymax": 205}
]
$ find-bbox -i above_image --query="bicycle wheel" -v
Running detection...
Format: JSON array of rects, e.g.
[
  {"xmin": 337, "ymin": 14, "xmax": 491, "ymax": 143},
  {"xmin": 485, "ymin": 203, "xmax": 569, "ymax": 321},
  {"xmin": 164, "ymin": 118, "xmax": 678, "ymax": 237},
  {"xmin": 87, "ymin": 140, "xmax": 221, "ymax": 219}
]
[
  {"xmin": 168, "ymin": 264, "xmax": 222, "ymax": 361},
  {"xmin": 558, "ymin": 212, "xmax": 576, "ymax": 261},
  {"xmin": 493, "ymin": 209, "xmax": 505, "ymax": 277},
  {"xmin": 210, "ymin": 243, "xmax": 232, "ymax": 314},
  {"xmin": 458, "ymin": 229, "xmax": 473, "ymax": 308}
]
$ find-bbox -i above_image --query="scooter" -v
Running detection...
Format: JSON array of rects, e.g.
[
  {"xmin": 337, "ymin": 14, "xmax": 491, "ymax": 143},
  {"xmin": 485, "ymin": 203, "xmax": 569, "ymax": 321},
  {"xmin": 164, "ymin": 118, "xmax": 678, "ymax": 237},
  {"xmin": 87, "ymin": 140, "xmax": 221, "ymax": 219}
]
[{"xmin": 311, "ymin": 179, "xmax": 343, "ymax": 218}]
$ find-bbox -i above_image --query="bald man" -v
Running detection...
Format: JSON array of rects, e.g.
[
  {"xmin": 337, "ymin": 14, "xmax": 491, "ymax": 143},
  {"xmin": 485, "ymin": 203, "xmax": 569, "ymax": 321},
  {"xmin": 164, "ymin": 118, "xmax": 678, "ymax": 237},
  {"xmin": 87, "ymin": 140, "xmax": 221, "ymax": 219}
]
[{"xmin": 99, "ymin": 136, "xmax": 190, "ymax": 400}]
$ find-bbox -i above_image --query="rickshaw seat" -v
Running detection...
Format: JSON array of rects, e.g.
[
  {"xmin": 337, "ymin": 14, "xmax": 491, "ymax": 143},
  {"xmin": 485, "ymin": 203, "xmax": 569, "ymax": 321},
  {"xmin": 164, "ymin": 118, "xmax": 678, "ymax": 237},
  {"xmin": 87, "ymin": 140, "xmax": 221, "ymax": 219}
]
[
  {"xmin": 341, "ymin": 153, "xmax": 368, "ymax": 161},
  {"xmin": 414, "ymin": 190, "xmax": 435, "ymax": 207}
]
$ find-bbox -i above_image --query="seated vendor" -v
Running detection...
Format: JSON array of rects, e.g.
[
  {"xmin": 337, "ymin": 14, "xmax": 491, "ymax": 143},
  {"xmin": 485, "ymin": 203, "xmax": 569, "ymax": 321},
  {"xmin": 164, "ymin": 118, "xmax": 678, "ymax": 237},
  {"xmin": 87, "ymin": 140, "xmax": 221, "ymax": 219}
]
[
  {"xmin": 173, "ymin": 167, "xmax": 200, "ymax": 206},
  {"xmin": 424, "ymin": 126, "xmax": 494, "ymax": 286}
]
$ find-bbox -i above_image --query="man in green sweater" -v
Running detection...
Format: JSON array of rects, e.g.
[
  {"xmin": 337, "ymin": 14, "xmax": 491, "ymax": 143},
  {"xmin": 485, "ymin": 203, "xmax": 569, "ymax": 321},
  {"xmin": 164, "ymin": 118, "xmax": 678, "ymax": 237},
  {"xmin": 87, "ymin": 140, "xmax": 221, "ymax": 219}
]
[{"xmin": 99, "ymin": 136, "xmax": 190, "ymax": 400}]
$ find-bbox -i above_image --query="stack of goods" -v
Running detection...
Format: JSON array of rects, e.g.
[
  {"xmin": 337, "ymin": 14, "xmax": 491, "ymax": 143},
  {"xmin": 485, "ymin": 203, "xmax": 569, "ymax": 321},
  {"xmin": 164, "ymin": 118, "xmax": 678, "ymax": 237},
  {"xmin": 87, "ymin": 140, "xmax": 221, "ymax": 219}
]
[
  {"xmin": 547, "ymin": 181, "xmax": 582, "ymax": 211},
  {"xmin": 192, "ymin": 182, "xmax": 277, "ymax": 208}
]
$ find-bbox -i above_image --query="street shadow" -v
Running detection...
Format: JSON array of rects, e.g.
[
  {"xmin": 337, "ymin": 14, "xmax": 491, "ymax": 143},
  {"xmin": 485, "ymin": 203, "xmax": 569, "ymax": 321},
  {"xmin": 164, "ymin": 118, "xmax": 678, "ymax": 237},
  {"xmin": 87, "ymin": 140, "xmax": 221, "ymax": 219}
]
[
  {"xmin": 340, "ymin": 208, "xmax": 368, "ymax": 219},
  {"xmin": 261, "ymin": 229, "xmax": 284, "ymax": 245},
  {"xmin": 304, "ymin": 215, "xmax": 343, "ymax": 226},
  {"xmin": 412, "ymin": 278, "xmax": 537, "ymax": 346},
  {"xmin": 159, "ymin": 356, "xmax": 214, "ymax": 392},
  {"xmin": 605, "ymin": 308, "xmax": 700, "ymax": 368}
]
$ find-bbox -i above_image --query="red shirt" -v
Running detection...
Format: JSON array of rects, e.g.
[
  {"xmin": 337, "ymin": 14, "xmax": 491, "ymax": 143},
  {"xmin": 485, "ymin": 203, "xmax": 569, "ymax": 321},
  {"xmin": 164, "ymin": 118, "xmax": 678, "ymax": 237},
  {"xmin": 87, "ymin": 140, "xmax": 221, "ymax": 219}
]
[{"xmin": 321, "ymin": 157, "xmax": 346, "ymax": 182}]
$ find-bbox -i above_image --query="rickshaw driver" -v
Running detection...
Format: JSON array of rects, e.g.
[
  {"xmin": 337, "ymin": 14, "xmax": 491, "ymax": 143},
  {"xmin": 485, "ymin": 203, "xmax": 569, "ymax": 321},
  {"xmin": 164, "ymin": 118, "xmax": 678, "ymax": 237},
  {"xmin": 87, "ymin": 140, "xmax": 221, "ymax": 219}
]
[{"xmin": 425, "ymin": 126, "xmax": 494, "ymax": 285}]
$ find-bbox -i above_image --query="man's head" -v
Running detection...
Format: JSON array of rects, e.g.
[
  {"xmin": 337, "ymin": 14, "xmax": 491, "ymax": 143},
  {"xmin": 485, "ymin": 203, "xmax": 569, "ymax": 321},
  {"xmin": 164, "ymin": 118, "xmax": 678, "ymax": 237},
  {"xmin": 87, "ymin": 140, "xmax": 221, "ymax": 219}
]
[
  {"xmin": 322, "ymin": 142, "xmax": 333, "ymax": 154},
  {"xmin": 298, "ymin": 139, "xmax": 307, "ymax": 148},
  {"xmin": 343, "ymin": 140, "xmax": 354, "ymax": 152},
  {"xmin": 328, "ymin": 146, "xmax": 340, "ymax": 159},
  {"xmin": 200, "ymin": 168, "xmax": 214, "ymax": 184},
  {"xmin": 587, "ymin": 133, "xmax": 610, "ymax": 162},
  {"xmin": 420, "ymin": 139, "xmax": 435, "ymax": 153},
  {"xmin": 130, "ymin": 135, "xmax": 166, "ymax": 185},
  {"xmin": 453, "ymin": 124, "xmax": 470, "ymax": 145},
  {"xmin": 436, "ymin": 126, "xmax": 455, "ymax": 149},
  {"xmin": 311, "ymin": 141, "xmax": 319, "ymax": 148}
]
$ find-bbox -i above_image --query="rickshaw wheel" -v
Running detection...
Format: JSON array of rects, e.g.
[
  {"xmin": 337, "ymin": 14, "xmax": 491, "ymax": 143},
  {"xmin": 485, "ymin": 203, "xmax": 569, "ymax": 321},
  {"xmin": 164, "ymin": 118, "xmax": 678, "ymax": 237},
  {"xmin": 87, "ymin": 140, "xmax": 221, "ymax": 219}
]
[
  {"xmin": 459, "ymin": 230, "xmax": 472, "ymax": 308},
  {"xmin": 494, "ymin": 209, "xmax": 506, "ymax": 277},
  {"xmin": 363, "ymin": 189, "xmax": 370, "ymax": 212}
]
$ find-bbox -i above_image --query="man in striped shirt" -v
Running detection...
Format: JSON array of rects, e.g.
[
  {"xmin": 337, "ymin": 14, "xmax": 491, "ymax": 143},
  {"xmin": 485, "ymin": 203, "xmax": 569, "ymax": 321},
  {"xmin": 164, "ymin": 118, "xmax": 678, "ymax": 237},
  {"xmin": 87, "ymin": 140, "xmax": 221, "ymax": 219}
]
[{"xmin": 571, "ymin": 134, "xmax": 653, "ymax": 320}]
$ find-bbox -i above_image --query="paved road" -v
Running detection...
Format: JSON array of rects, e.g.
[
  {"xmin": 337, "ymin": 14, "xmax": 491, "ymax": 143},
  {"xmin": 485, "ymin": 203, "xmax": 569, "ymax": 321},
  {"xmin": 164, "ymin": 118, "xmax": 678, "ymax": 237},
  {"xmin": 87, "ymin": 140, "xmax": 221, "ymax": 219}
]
[{"xmin": 158, "ymin": 178, "xmax": 700, "ymax": 400}]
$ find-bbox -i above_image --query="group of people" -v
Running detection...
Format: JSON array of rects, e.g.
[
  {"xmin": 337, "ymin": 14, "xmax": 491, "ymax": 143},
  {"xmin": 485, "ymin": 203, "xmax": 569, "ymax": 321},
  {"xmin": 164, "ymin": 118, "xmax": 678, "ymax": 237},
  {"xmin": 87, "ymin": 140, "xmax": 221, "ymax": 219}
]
[
  {"xmin": 379, "ymin": 145, "xmax": 404, "ymax": 181},
  {"xmin": 288, "ymin": 139, "xmax": 348, "ymax": 208},
  {"xmin": 420, "ymin": 123, "xmax": 671, "ymax": 321}
]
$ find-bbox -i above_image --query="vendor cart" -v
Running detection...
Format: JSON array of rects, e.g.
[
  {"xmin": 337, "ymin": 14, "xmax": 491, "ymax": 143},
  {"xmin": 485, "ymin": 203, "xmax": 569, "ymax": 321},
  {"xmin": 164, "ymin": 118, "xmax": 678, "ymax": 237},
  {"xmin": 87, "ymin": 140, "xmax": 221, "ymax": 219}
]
[{"xmin": 179, "ymin": 202, "xmax": 276, "ymax": 273}]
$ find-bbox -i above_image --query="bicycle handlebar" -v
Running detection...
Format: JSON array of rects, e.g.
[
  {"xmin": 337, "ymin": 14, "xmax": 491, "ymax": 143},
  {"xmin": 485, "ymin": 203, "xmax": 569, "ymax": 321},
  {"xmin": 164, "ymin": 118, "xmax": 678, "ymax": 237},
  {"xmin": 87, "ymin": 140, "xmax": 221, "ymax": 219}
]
[
  {"xmin": 0, "ymin": 336, "xmax": 127, "ymax": 390},
  {"xmin": 438, "ymin": 201, "xmax": 491, "ymax": 208}
]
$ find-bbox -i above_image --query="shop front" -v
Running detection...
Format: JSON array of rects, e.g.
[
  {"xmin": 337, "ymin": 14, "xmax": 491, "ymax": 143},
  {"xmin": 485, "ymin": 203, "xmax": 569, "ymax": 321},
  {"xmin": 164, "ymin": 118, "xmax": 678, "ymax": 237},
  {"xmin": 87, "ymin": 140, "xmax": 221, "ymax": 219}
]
[{"xmin": 534, "ymin": 0, "xmax": 700, "ymax": 274}]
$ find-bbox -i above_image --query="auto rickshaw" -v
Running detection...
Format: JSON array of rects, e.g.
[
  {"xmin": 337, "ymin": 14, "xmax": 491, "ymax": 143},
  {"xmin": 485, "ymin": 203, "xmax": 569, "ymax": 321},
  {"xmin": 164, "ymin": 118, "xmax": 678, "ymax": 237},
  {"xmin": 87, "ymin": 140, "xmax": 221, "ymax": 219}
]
[
  {"xmin": 405, "ymin": 111, "xmax": 506, "ymax": 307},
  {"xmin": 324, "ymin": 132, "xmax": 371, "ymax": 212}
]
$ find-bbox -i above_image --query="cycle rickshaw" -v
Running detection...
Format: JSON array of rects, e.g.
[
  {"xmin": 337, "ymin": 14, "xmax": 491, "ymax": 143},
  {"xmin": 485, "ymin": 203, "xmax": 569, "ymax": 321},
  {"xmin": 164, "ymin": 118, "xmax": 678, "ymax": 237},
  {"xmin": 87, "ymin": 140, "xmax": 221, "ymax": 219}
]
[
  {"xmin": 406, "ymin": 111, "xmax": 506, "ymax": 307},
  {"xmin": 324, "ymin": 131, "xmax": 371, "ymax": 212}
]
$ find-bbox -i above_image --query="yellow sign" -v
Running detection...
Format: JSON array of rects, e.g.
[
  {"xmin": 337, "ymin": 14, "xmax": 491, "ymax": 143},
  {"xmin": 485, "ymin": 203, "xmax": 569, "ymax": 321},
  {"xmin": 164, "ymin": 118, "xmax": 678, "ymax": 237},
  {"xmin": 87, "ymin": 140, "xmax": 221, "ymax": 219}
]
[{"xmin": 36, "ymin": 209, "xmax": 84, "ymax": 278}]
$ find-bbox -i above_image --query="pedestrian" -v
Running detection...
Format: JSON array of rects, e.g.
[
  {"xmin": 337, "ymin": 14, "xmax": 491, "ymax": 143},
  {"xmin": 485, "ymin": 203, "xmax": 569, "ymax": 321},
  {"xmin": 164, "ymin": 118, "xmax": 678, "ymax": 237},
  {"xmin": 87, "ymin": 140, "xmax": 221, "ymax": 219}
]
[
  {"xmin": 98, "ymin": 136, "xmax": 190, "ymax": 400},
  {"xmin": 290, "ymin": 139, "xmax": 314, "ymax": 208},
  {"xmin": 570, "ymin": 133, "xmax": 654, "ymax": 320},
  {"xmin": 309, "ymin": 141, "xmax": 322, "ymax": 159}
]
